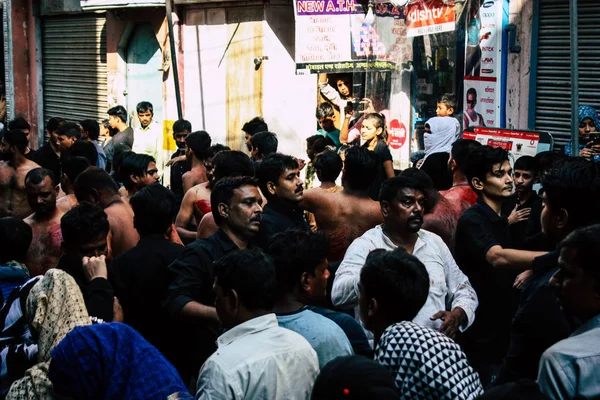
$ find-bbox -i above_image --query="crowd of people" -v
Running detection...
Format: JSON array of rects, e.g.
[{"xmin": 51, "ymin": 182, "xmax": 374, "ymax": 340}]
[{"xmin": 0, "ymin": 94, "xmax": 598, "ymax": 400}]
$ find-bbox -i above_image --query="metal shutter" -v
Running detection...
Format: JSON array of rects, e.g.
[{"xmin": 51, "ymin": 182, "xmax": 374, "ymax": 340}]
[
  {"xmin": 42, "ymin": 13, "xmax": 107, "ymax": 123},
  {"xmin": 534, "ymin": 0, "xmax": 600, "ymax": 148}
]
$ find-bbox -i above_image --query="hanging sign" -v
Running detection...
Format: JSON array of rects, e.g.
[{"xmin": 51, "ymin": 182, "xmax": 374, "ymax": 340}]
[{"xmin": 405, "ymin": 0, "xmax": 456, "ymax": 37}]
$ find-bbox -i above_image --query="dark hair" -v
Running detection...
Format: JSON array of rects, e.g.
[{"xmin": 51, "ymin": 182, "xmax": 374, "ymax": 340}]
[
  {"xmin": 559, "ymin": 224, "xmax": 600, "ymax": 286},
  {"xmin": 465, "ymin": 145, "xmax": 510, "ymax": 192},
  {"xmin": 0, "ymin": 217, "xmax": 32, "ymax": 263},
  {"xmin": 8, "ymin": 117, "xmax": 30, "ymax": 132},
  {"xmin": 450, "ymin": 139, "xmax": 482, "ymax": 173},
  {"xmin": 360, "ymin": 248, "xmax": 430, "ymax": 323},
  {"xmin": 242, "ymin": 117, "xmax": 268, "ymax": 136},
  {"xmin": 400, "ymin": 168, "xmax": 434, "ymax": 191},
  {"xmin": 101, "ymin": 119, "xmax": 116, "ymax": 137},
  {"xmin": 56, "ymin": 122, "xmax": 82, "ymax": 140},
  {"xmin": 316, "ymin": 102, "xmax": 335, "ymax": 119},
  {"xmin": 466, "ymin": 87, "xmax": 478, "ymax": 99},
  {"xmin": 267, "ymin": 230, "xmax": 329, "ymax": 297},
  {"xmin": 130, "ymin": 184, "xmax": 177, "ymax": 236},
  {"xmin": 438, "ymin": 93, "xmax": 456, "ymax": 111},
  {"xmin": 212, "ymin": 151, "xmax": 254, "ymax": 181},
  {"xmin": 3, "ymin": 130, "xmax": 28, "ymax": 154},
  {"xmin": 208, "ymin": 144, "xmax": 230, "ymax": 158},
  {"xmin": 172, "ymin": 119, "xmax": 192, "ymax": 134},
  {"xmin": 69, "ymin": 140, "xmax": 98, "ymax": 166},
  {"xmin": 62, "ymin": 157, "xmax": 90, "ymax": 186},
  {"xmin": 249, "ymin": 132, "xmax": 278, "ymax": 157},
  {"xmin": 211, "ymin": 176, "xmax": 259, "ymax": 225},
  {"xmin": 46, "ymin": 117, "xmax": 65, "ymax": 133},
  {"xmin": 61, "ymin": 202, "xmax": 110, "ymax": 249},
  {"xmin": 534, "ymin": 151, "xmax": 569, "ymax": 176},
  {"xmin": 364, "ymin": 113, "xmax": 388, "ymax": 141},
  {"xmin": 185, "ymin": 131, "xmax": 212, "ymax": 160},
  {"xmin": 79, "ymin": 119, "xmax": 100, "ymax": 141},
  {"xmin": 306, "ymin": 135, "xmax": 322, "ymax": 150},
  {"xmin": 514, "ymin": 155, "xmax": 538, "ymax": 173},
  {"xmin": 119, "ymin": 152, "xmax": 155, "ymax": 191},
  {"xmin": 136, "ymin": 101, "xmax": 153, "ymax": 115},
  {"xmin": 107, "ymin": 106, "xmax": 127, "ymax": 123},
  {"xmin": 214, "ymin": 248, "xmax": 278, "ymax": 311},
  {"xmin": 314, "ymin": 150, "xmax": 342, "ymax": 183},
  {"xmin": 73, "ymin": 167, "xmax": 119, "ymax": 201},
  {"xmin": 312, "ymin": 136, "xmax": 335, "ymax": 154},
  {"xmin": 379, "ymin": 176, "xmax": 425, "ymax": 203},
  {"xmin": 542, "ymin": 158, "xmax": 600, "ymax": 231},
  {"xmin": 25, "ymin": 168, "xmax": 57, "ymax": 187},
  {"xmin": 255, "ymin": 153, "xmax": 298, "ymax": 198},
  {"xmin": 343, "ymin": 146, "xmax": 380, "ymax": 191}
]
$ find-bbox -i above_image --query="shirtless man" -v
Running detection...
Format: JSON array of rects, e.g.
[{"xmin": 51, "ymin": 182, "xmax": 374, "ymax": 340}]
[
  {"xmin": 181, "ymin": 131, "xmax": 211, "ymax": 194},
  {"xmin": 56, "ymin": 156, "xmax": 90, "ymax": 213},
  {"xmin": 441, "ymin": 138, "xmax": 481, "ymax": 206},
  {"xmin": 0, "ymin": 130, "xmax": 41, "ymax": 218},
  {"xmin": 73, "ymin": 167, "xmax": 139, "ymax": 258},
  {"xmin": 300, "ymin": 146, "xmax": 384, "ymax": 262},
  {"xmin": 23, "ymin": 168, "xmax": 64, "ymax": 276},
  {"xmin": 176, "ymin": 150, "xmax": 254, "ymax": 243}
]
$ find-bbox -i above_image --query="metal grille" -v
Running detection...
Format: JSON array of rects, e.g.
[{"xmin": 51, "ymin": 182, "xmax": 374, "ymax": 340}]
[
  {"xmin": 42, "ymin": 13, "xmax": 107, "ymax": 124},
  {"xmin": 535, "ymin": 0, "xmax": 600, "ymax": 148}
]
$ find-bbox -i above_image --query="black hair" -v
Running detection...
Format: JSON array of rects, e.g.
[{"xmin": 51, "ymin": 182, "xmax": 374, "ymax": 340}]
[
  {"xmin": 306, "ymin": 135, "xmax": 322, "ymax": 150},
  {"xmin": 514, "ymin": 155, "xmax": 538, "ymax": 173},
  {"xmin": 185, "ymin": 131, "xmax": 212, "ymax": 160},
  {"xmin": 46, "ymin": 117, "xmax": 65, "ymax": 133},
  {"xmin": 316, "ymin": 102, "xmax": 335, "ymax": 119},
  {"xmin": 61, "ymin": 202, "xmax": 110, "ymax": 249},
  {"xmin": 119, "ymin": 152, "xmax": 155, "ymax": 191},
  {"xmin": 101, "ymin": 120, "xmax": 116, "ymax": 137},
  {"xmin": 255, "ymin": 153, "xmax": 298, "ymax": 198},
  {"xmin": 130, "ymin": 184, "xmax": 177, "ymax": 236},
  {"xmin": 534, "ymin": 151, "xmax": 569, "ymax": 176},
  {"xmin": 211, "ymin": 176, "xmax": 259, "ymax": 225},
  {"xmin": 439, "ymin": 93, "xmax": 456, "ymax": 111},
  {"xmin": 379, "ymin": 176, "xmax": 425, "ymax": 203},
  {"xmin": 136, "ymin": 101, "xmax": 153, "ymax": 115},
  {"xmin": 79, "ymin": 119, "xmax": 100, "ymax": 141},
  {"xmin": 73, "ymin": 167, "xmax": 119, "ymax": 201},
  {"xmin": 242, "ymin": 117, "xmax": 268, "ymax": 136},
  {"xmin": 8, "ymin": 117, "xmax": 30, "ymax": 131},
  {"xmin": 464, "ymin": 145, "xmax": 510, "ymax": 192},
  {"xmin": 450, "ymin": 139, "xmax": 482, "ymax": 174},
  {"xmin": 560, "ymin": 224, "xmax": 600, "ymax": 286},
  {"xmin": 364, "ymin": 113, "xmax": 388, "ymax": 141},
  {"xmin": 212, "ymin": 151, "xmax": 254, "ymax": 181},
  {"xmin": 542, "ymin": 157, "xmax": 600, "ymax": 231},
  {"xmin": 314, "ymin": 150, "xmax": 342, "ymax": 183},
  {"xmin": 400, "ymin": 168, "xmax": 434, "ymax": 191},
  {"xmin": 214, "ymin": 248, "xmax": 278, "ymax": 311},
  {"xmin": 25, "ymin": 168, "xmax": 57, "ymax": 187},
  {"xmin": 173, "ymin": 119, "xmax": 192, "ymax": 134},
  {"xmin": 3, "ymin": 130, "xmax": 28, "ymax": 154},
  {"xmin": 267, "ymin": 230, "xmax": 329, "ymax": 297},
  {"xmin": 343, "ymin": 146, "xmax": 380, "ymax": 191},
  {"xmin": 107, "ymin": 106, "xmax": 128, "ymax": 124},
  {"xmin": 360, "ymin": 248, "xmax": 430, "ymax": 323},
  {"xmin": 312, "ymin": 136, "xmax": 336, "ymax": 154},
  {"xmin": 56, "ymin": 122, "xmax": 82, "ymax": 140},
  {"xmin": 249, "ymin": 132, "xmax": 278, "ymax": 158},
  {"xmin": 208, "ymin": 144, "xmax": 230, "ymax": 158},
  {"xmin": 61, "ymin": 157, "xmax": 90, "ymax": 186},
  {"xmin": 69, "ymin": 140, "xmax": 98, "ymax": 167},
  {"xmin": 0, "ymin": 217, "xmax": 32, "ymax": 263},
  {"xmin": 466, "ymin": 87, "xmax": 478, "ymax": 100}
]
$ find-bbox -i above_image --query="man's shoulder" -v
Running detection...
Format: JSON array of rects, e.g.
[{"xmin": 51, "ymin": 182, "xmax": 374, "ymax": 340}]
[{"xmin": 544, "ymin": 326, "xmax": 600, "ymax": 363}]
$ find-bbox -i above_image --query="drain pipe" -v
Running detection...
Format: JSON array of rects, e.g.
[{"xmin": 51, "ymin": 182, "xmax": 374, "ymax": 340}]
[
  {"xmin": 166, "ymin": 0, "xmax": 182, "ymax": 120},
  {"xmin": 570, "ymin": 0, "xmax": 579, "ymax": 156}
]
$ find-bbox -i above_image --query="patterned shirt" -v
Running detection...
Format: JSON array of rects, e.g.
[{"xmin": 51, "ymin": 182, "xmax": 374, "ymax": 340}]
[{"xmin": 375, "ymin": 321, "xmax": 483, "ymax": 400}]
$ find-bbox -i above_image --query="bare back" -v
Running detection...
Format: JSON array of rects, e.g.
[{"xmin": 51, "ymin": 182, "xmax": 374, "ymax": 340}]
[
  {"xmin": 12, "ymin": 159, "xmax": 40, "ymax": 218},
  {"xmin": 302, "ymin": 188, "xmax": 383, "ymax": 262},
  {"xmin": 24, "ymin": 210, "xmax": 65, "ymax": 276},
  {"xmin": 56, "ymin": 194, "xmax": 78, "ymax": 213},
  {"xmin": 0, "ymin": 162, "xmax": 14, "ymax": 217},
  {"xmin": 105, "ymin": 201, "xmax": 139, "ymax": 258}
]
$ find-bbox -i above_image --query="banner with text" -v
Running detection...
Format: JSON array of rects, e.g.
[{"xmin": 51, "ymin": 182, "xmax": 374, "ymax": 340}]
[
  {"xmin": 405, "ymin": 0, "xmax": 455, "ymax": 37},
  {"xmin": 463, "ymin": 127, "xmax": 540, "ymax": 159}
]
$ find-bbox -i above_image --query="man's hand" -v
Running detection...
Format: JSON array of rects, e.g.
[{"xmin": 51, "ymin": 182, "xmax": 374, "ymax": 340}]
[
  {"xmin": 431, "ymin": 307, "xmax": 467, "ymax": 339},
  {"xmin": 166, "ymin": 155, "xmax": 186, "ymax": 167},
  {"xmin": 82, "ymin": 255, "xmax": 108, "ymax": 282},
  {"xmin": 514, "ymin": 269, "xmax": 533, "ymax": 290},
  {"xmin": 508, "ymin": 204, "xmax": 531, "ymax": 225},
  {"xmin": 113, "ymin": 297, "xmax": 124, "ymax": 322}
]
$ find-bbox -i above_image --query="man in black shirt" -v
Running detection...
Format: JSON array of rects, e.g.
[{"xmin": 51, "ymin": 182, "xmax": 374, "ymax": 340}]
[
  {"xmin": 34, "ymin": 117, "xmax": 64, "ymax": 180},
  {"xmin": 454, "ymin": 146, "xmax": 545, "ymax": 385},
  {"xmin": 168, "ymin": 119, "xmax": 191, "ymax": 206},
  {"xmin": 494, "ymin": 157, "xmax": 600, "ymax": 385},
  {"xmin": 8, "ymin": 118, "xmax": 36, "ymax": 161},
  {"xmin": 255, "ymin": 153, "xmax": 309, "ymax": 250},
  {"xmin": 107, "ymin": 105, "xmax": 133, "ymax": 169},
  {"xmin": 165, "ymin": 176, "xmax": 263, "ymax": 381}
]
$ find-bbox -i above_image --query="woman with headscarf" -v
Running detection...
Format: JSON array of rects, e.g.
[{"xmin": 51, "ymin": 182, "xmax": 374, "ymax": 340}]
[
  {"xmin": 419, "ymin": 116, "xmax": 458, "ymax": 190},
  {"xmin": 6, "ymin": 269, "xmax": 92, "ymax": 400},
  {"xmin": 49, "ymin": 323, "xmax": 190, "ymax": 400},
  {"xmin": 564, "ymin": 105, "xmax": 600, "ymax": 159}
]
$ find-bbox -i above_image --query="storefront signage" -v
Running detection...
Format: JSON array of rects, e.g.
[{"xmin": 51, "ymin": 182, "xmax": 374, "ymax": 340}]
[
  {"xmin": 463, "ymin": 127, "xmax": 540, "ymax": 159},
  {"xmin": 405, "ymin": 0, "xmax": 455, "ymax": 37}
]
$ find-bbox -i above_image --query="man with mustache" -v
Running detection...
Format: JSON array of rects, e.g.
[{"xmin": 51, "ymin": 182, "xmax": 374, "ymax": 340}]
[
  {"xmin": 255, "ymin": 153, "xmax": 309, "ymax": 250},
  {"xmin": 454, "ymin": 146, "xmax": 546, "ymax": 386},
  {"xmin": 332, "ymin": 176, "xmax": 478, "ymax": 339},
  {"xmin": 165, "ymin": 176, "xmax": 263, "ymax": 382}
]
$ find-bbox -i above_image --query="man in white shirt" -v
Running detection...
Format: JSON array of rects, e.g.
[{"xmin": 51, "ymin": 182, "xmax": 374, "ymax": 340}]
[
  {"xmin": 132, "ymin": 101, "xmax": 167, "ymax": 184},
  {"xmin": 332, "ymin": 175, "xmax": 478, "ymax": 339},
  {"xmin": 196, "ymin": 248, "xmax": 319, "ymax": 400}
]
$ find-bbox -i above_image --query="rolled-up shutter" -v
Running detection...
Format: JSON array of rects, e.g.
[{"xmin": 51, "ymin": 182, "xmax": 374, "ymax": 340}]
[
  {"xmin": 42, "ymin": 13, "xmax": 107, "ymax": 123},
  {"xmin": 534, "ymin": 0, "xmax": 600, "ymax": 149}
]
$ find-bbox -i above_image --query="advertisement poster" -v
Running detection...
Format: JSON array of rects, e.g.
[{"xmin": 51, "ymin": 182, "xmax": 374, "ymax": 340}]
[
  {"xmin": 463, "ymin": 0, "xmax": 503, "ymax": 127},
  {"xmin": 405, "ymin": 0, "xmax": 456, "ymax": 37},
  {"xmin": 463, "ymin": 127, "xmax": 540, "ymax": 159}
]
